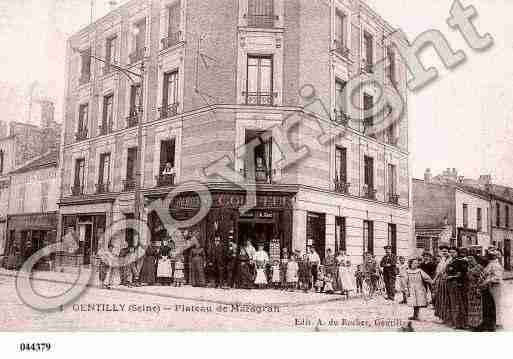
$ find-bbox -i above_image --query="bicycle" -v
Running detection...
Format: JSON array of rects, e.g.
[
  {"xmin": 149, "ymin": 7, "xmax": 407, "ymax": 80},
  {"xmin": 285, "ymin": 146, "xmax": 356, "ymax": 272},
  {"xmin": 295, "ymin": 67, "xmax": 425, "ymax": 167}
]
[{"xmin": 362, "ymin": 271, "xmax": 386, "ymax": 300}]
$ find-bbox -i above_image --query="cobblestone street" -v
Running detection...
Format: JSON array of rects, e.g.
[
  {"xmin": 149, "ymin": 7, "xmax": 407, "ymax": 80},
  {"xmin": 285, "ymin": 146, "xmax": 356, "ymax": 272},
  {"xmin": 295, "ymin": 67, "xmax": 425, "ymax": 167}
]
[{"xmin": 3, "ymin": 269, "xmax": 510, "ymax": 332}]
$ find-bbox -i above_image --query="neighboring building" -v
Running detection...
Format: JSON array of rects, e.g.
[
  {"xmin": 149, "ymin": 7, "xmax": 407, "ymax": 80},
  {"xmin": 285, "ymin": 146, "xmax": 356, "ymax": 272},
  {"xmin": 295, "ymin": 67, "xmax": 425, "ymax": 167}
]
[
  {"xmin": 2, "ymin": 151, "xmax": 60, "ymax": 266},
  {"xmin": 59, "ymin": 0, "xmax": 412, "ymax": 269},
  {"xmin": 413, "ymin": 173, "xmax": 491, "ymax": 256}
]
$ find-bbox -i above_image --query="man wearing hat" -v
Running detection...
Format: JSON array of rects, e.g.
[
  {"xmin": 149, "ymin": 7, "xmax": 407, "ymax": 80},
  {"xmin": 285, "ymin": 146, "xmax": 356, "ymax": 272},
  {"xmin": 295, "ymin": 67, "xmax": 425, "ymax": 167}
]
[
  {"xmin": 380, "ymin": 245, "xmax": 397, "ymax": 300},
  {"xmin": 226, "ymin": 232, "xmax": 237, "ymax": 288},
  {"xmin": 210, "ymin": 234, "xmax": 227, "ymax": 288}
]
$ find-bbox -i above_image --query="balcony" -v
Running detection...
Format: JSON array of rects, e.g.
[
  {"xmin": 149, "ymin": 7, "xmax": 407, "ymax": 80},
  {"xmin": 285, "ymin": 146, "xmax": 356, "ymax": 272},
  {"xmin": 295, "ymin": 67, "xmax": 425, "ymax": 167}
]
[
  {"xmin": 71, "ymin": 185, "xmax": 84, "ymax": 196},
  {"xmin": 245, "ymin": 13, "xmax": 278, "ymax": 28},
  {"xmin": 161, "ymin": 32, "xmax": 182, "ymax": 50},
  {"xmin": 126, "ymin": 112, "xmax": 138, "ymax": 128},
  {"xmin": 389, "ymin": 193, "xmax": 400, "ymax": 205},
  {"xmin": 333, "ymin": 40, "xmax": 350, "ymax": 59},
  {"xmin": 98, "ymin": 122, "xmax": 112, "ymax": 136},
  {"xmin": 363, "ymin": 185, "xmax": 377, "ymax": 200},
  {"xmin": 75, "ymin": 128, "xmax": 88, "ymax": 142},
  {"xmin": 156, "ymin": 174, "xmax": 175, "ymax": 187},
  {"xmin": 95, "ymin": 182, "xmax": 110, "ymax": 194},
  {"xmin": 334, "ymin": 178, "xmax": 350, "ymax": 194},
  {"xmin": 129, "ymin": 48, "xmax": 145, "ymax": 64},
  {"xmin": 78, "ymin": 73, "xmax": 90, "ymax": 85},
  {"xmin": 123, "ymin": 179, "xmax": 136, "ymax": 192},
  {"xmin": 239, "ymin": 168, "xmax": 272, "ymax": 184},
  {"xmin": 244, "ymin": 91, "xmax": 277, "ymax": 106},
  {"xmin": 158, "ymin": 103, "xmax": 179, "ymax": 119}
]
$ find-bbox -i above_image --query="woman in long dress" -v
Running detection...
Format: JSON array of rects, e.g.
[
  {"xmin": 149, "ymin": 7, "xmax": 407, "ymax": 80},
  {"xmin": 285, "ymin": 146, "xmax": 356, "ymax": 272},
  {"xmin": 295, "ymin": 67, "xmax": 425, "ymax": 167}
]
[
  {"xmin": 189, "ymin": 242, "xmax": 206, "ymax": 287},
  {"xmin": 406, "ymin": 257, "xmax": 434, "ymax": 321},
  {"xmin": 480, "ymin": 248, "xmax": 504, "ymax": 331},
  {"xmin": 139, "ymin": 244, "xmax": 158, "ymax": 286},
  {"xmin": 433, "ymin": 244, "xmax": 452, "ymax": 323},
  {"xmin": 465, "ymin": 255, "xmax": 484, "ymax": 330},
  {"xmin": 254, "ymin": 245, "xmax": 269, "ymax": 289},
  {"xmin": 446, "ymin": 247, "xmax": 468, "ymax": 329}
]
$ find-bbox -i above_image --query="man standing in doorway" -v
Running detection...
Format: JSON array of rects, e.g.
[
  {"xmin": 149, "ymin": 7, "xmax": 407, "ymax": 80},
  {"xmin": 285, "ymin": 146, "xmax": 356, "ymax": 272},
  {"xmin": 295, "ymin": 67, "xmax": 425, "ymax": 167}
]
[{"xmin": 380, "ymin": 245, "xmax": 397, "ymax": 300}]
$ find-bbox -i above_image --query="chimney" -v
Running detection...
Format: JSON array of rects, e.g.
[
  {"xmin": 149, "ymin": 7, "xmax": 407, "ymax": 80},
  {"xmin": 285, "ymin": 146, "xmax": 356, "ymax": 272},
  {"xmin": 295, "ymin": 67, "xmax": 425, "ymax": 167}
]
[
  {"xmin": 424, "ymin": 168, "xmax": 432, "ymax": 183},
  {"xmin": 40, "ymin": 100, "xmax": 55, "ymax": 128}
]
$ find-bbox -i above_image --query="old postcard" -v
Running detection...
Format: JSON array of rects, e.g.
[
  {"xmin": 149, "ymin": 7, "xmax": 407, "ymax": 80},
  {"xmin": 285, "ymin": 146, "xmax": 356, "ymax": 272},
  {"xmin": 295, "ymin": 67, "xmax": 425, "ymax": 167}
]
[{"xmin": 0, "ymin": 0, "xmax": 511, "ymax": 340}]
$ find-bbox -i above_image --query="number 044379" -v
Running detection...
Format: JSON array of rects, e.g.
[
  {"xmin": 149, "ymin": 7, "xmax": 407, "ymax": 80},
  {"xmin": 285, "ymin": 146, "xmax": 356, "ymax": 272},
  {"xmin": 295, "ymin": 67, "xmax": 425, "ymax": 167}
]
[{"xmin": 18, "ymin": 343, "xmax": 52, "ymax": 352}]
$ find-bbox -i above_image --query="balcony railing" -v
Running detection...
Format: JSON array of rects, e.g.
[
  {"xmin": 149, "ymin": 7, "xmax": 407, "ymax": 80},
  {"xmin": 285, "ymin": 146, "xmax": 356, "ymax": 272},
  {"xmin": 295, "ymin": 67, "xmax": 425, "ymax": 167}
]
[
  {"xmin": 98, "ymin": 122, "xmax": 112, "ymax": 136},
  {"xmin": 71, "ymin": 185, "xmax": 84, "ymax": 196},
  {"xmin": 75, "ymin": 128, "xmax": 88, "ymax": 142},
  {"xmin": 78, "ymin": 74, "xmax": 90, "ymax": 85},
  {"xmin": 129, "ymin": 48, "xmax": 145, "ymax": 64},
  {"xmin": 334, "ymin": 178, "xmax": 350, "ymax": 194},
  {"xmin": 123, "ymin": 179, "xmax": 136, "ymax": 192},
  {"xmin": 161, "ymin": 32, "xmax": 182, "ymax": 50},
  {"xmin": 363, "ymin": 185, "xmax": 377, "ymax": 200},
  {"xmin": 239, "ymin": 168, "xmax": 273, "ymax": 184},
  {"xmin": 158, "ymin": 103, "xmax": 179, "ymax": 119},
  {"xmin": 126, "ymin": 112, "xmax": 138, "ymax": 128},
  {"xmin": 95, "ymin": 182, "xmax": 110, "ymax": 194},
  {"xmin": 244, "ymin": 91, "xmax": 277, "ymax": 106},
  {"xmin": 333, "ymin": 40, "xmax": 350, "ymax": 59},
  {"xmin": 156, "ymin": 174, "xmax": 175, "ymax": 187},
  {"xmin": 245, "ymin": 13, "xmax": 278, "ymax": 28},
  {"xmin": 389, "ymin": 193, "xmax": 400, "ymax": 205}
]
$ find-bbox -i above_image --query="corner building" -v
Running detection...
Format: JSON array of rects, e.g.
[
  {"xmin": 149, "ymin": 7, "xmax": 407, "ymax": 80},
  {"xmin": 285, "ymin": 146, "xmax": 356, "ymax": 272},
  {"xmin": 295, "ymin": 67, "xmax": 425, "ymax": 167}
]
[{"xmin": 59, "ymin": 0, "xmax": 412, "ymax": 267}]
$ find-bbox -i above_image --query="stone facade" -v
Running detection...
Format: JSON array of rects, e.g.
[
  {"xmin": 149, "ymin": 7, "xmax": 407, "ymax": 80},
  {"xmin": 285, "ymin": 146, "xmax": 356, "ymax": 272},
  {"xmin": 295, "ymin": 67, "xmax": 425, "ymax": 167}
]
[{"xmin": 60, "ymin": 0, "xmax": 412, "ymax": 266}]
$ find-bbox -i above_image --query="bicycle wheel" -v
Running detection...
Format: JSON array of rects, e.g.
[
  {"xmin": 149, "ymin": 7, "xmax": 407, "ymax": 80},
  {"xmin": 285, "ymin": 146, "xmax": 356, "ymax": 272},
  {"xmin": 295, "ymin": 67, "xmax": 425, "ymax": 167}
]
[{"xmin": 362, "ymin": 279, "xmax": 372, "ymax": 299}]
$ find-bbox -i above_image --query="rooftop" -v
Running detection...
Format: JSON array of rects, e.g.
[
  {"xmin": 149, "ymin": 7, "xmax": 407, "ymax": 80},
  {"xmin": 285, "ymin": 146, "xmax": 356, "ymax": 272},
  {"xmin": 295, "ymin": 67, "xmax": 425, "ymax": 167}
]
[{"xmin": 10, "ymin": 150, "xmax": 59, "ymax": 175}]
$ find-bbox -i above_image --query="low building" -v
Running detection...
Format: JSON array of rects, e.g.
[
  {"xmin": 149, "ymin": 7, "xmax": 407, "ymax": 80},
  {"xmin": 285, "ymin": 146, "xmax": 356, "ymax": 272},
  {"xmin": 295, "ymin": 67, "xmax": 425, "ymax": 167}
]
[{"xmin": 413, "ymin": 172, "xmax": 491, "ymax": 256}]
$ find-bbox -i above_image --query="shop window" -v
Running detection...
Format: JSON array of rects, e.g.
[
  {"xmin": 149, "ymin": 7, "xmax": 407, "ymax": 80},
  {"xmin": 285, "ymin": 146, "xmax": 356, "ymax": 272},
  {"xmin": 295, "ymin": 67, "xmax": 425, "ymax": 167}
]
[
  {"xmin": 97, "ymin": 153, "xmax": 111, "ymax": 193},
  {"xmin": 335, "ymin": 217, "xmax": 346, "ymax": 253},
  {"xmin": 244, "ymin": 129, "xmax": 273, "ymax": 183},
  {"xmin": 157, "ymin": 139, "xmax": 176, "ymax": 187},
  {"xmin": 246, "ymin": 55, "xmax": 274, "ymax": 105},
  {"xmin": 364, "ymin": 220, "xmax": 374, "ymax": 255},
  {"xmin": 247, "ymin": 0, "xmax": 275, "ymax": 28},
  {"xmin": 160, "ymin": 70, "xmax": 179, "ymax": 118},
  {"xmin": 388, "ymin": 223, "xmax": 397, "ymax": 255}
]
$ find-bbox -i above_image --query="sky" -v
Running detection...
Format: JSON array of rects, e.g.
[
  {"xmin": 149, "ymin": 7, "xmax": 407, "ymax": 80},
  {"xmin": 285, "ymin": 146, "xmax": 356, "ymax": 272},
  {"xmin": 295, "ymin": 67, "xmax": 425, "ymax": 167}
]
[{"xmin": 0, "ymin": 0, "xmax": 512, "ymax": 185}]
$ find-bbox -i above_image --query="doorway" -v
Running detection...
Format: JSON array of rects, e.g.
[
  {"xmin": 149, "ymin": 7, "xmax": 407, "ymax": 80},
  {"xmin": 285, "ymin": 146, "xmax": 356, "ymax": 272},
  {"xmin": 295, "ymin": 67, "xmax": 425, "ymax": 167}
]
[
  {"xmin": 238, "ymin": 221, "xmax": 275, "ymax": 252},
  {"xmin": 78, "ymin": 222, "xmax": 93, "ymax": 265},
  {"xmin": 505, "ymin": 239, "xmax": 511, "ymax": 271}
]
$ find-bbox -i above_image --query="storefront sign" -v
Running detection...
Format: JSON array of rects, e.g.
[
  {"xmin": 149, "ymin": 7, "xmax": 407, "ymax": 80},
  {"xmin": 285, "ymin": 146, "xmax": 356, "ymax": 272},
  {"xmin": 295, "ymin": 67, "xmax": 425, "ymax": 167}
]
[
  {"xmin": 8, "ymin": 213, "xmax": 58, "ymax": 230},
  {"xmin": 171, "ymin": 193, "xmax": 293, "ymax": 210}
]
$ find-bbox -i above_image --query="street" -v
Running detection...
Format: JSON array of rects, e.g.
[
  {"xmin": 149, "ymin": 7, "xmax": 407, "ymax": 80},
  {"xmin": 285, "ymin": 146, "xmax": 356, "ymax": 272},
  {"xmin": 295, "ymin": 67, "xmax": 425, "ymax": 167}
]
[{"xmin": 1, "ymin": 269, "xmax": 510, "ymax": 331}]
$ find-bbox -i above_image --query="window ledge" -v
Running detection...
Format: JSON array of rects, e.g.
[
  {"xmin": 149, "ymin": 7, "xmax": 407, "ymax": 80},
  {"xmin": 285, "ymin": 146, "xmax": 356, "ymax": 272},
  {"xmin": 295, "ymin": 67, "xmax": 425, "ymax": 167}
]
[{"xmin": 238, "ymin": 26, "xmax": 284, "ymax": 33}]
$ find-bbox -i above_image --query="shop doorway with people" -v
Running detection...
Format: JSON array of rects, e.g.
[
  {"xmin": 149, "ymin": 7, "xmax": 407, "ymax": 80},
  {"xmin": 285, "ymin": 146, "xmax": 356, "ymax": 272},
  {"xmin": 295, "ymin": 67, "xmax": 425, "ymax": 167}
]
[{"xmin": 238, "ymin": 220, "xmax": 275, "ymax": 252}]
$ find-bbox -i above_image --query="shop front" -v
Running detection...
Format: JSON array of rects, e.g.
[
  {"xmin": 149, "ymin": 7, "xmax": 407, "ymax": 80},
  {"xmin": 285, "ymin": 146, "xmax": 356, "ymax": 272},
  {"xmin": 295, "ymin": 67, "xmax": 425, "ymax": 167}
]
[
  {"xmin": 4, "ymin": 212, "xmax": 58, "ymax": 270},
  {"xmin": 146, "ymin": 190, "xmax": 295, "ymax": 265}
]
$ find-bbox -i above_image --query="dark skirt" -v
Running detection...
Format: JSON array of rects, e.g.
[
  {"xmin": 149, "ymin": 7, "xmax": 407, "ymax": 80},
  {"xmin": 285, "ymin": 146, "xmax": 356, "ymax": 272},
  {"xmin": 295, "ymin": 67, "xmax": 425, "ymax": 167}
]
[
  {"xmin": 190, "ymin": 256, "xmax": 206, "ymax": 287},
  {"xmin": 480, "ymin": 289, "xmax": 496, "ymax": 331},
  {"xmin": 465, "ymin": 280, "xmax": 483, "ymax": 328},
  {"xmin": 139, "ymin": 256, "xmax": 157, "ymax": 285},
  {"xmin": 237, "ymin": 261, "xmax": 254, "ymax": 289},
  {"xmin": 433, "ymin": 274, "xmax": 451, "ymax": 323},
  {"xmin": 447, "ymin": 280, "xmax": 467, "ymax": 328}
]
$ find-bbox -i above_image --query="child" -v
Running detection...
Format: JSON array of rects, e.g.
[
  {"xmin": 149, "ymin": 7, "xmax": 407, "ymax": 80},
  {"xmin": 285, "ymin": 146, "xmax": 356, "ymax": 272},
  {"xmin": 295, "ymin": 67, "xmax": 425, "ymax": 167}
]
[
  {"xmin": 271, "ymin": 260, "xmax": 281, "ymax": 289},
  {"xmin": 173, "ymin": 255, "xmax": 185, "ymax": 287},
  {"xmin": 286, "ymin": 255, "xmax": 299, "ymax": 291},
  {"xmin": 355, "ymin": 265, "xmax": 364, "ymax": 295},
  {"xmin": 157, "ymin": 253, "xmax": 173, "ymax": 286},
  {"xmin": 323, "ymin": 272, "xmax": 334, "ymax": 294},
  {"xmin": 406, "ymin": 257, "xmax": 434, "ymax": 321},
  {"xmin": 280, "ymin": 251, "xmax": 289, "ymax": 290},
  {"xmin": 298, "ymin": 254, "xmax": 311, "ymax": 292},
  {"xmin": 315, "ymin": 265, "xmax": 325, "ymax": 293}
]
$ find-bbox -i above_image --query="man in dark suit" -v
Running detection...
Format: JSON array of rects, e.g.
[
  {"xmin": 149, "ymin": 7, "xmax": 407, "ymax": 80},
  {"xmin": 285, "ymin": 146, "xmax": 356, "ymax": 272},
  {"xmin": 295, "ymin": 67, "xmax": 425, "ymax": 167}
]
[
  {"xmin": 210, "ymin": 235, "xmax": 227, "ymax": 288},
  {"xmin": 380, "ymin": 245, "xmax": 397, "ymax": 300}
]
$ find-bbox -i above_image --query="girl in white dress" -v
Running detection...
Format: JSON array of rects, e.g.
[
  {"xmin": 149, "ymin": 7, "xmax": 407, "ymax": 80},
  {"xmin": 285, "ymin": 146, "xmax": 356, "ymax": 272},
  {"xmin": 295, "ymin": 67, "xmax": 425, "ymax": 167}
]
[
  {"xmin": 271, "ymin": 260, "xmax": 281, "ymax": 289},
  {"xmin": 286, "ymin": 255, "xmax": 299, "ymax": 291},
  {"xmin": 254, "ymin": 245, "xmax": 269, "ymax": 288},
  {"xmin": 339, "ymin": 259, "xmax": 356, "ymax": 295}
]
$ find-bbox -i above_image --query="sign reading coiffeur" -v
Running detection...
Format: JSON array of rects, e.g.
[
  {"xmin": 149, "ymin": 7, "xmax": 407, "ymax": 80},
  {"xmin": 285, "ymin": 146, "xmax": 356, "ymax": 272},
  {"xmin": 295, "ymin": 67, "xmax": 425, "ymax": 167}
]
[{"xmin": 171, "ymin": 193, "xmax": 293, "ymax": 210}]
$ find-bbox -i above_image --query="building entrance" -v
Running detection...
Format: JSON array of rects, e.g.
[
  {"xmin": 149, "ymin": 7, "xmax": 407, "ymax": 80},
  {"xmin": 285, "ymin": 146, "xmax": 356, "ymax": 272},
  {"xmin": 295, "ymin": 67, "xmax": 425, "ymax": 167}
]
[{"xmin": 238, "ymin": 220, "xmax": 275, "ymax": 253}]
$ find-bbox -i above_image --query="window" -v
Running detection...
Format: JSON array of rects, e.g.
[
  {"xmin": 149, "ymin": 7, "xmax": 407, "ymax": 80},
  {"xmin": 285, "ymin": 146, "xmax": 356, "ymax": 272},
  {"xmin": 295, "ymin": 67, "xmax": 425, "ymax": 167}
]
[
  {"xmin": 17, "ymin": 186, "xmax": 25, "ymax": 212},
  {"xmin": 477, "ymin": 207, "xmax": 482, "ymax": 232},
  {"xmin": 246, "ymin": 56, "xmax": 273, "ymax": 105},
  {"xmin": 363, "ymin": 32, "xmax": 373, "ymax": 72},
  {"xmin": 244, "ymin": 130, "xmax": 272, "ymax": 183},
  {"xmin": 364, "ymin": 155, "xmax": 374, "ymax": 189},
  {"xmin": 335, "ymin": 11, "xmax": 347, "ymax": 53},
  {"xmin": 0, "ymin": 150, "xmax": 4, "ymax": 174},
  {"xmin": 388, "ymin": 163, "xmax": 397, "ymax": 197},
  {"xmin": 161, "ymin": 70, "xmax": 179, "ymax": 118},
  {"xmin": 73, "ymin": 158, "xmax": 85, "ymax": 191},
  {"xmin": 126, "ymin": 147, "xmax": 137, "ymax": 181},
  {"xmin": 129, "ymin": 84, "xmax": 141, "ymax": 116},
  {"xmin": 101, "ymin": 94, "xmax": 114, "ymax": 135},
  {"xmin": 167, "ymin": 2, "xmax": 181, "ymax": 40},
  {"xmin": 335, "ymin": 217, "xmax": 346, "ymax": 253},
  {"xmin": 247, "ymin": 0, "xmax": 275, "ymax": 28},
  {"xmin": 41, "ymin": 182, "xmax": 49, "ymax": 212},
  {"xmin": 363, "ymin": 93, "xmax": 374, "ymax": 137},
  {"xmin": 364, "ymin": 220, "xmax": 374, "ymax": 255},
  {"xmin": 388, "ymin": 223, "xmax": 397, "ymax": 255},
  {"xmin": 335, "ymin": 79, "xmax": 347, "ymax": 123},
  {"xmin": 387, "ymin": 46, "xmax": 396, "ymax": 84},
  {"xmin": 386, "ymin": 122, "xmax": 396, "ymax": 145},
  {"xmin": 80, "ymin": 48, "xmax": 91, "ymax": 82},
  {"xmin": 159, "ymin": 139, "xmax": 176, "ymax": 175},
  {"xmin": 98, "ymin": 153, "xmax": 111, "ymax": 186},
  {"xmin": 496, "ymin": 203, "xmax": 501, "ymax": 227},
  {"xmin": 335, "ymin": 146, "xmax": 347, "ymax": 183},
  {"xmin": 134, "ymin": 19, "xmax": 146, "ymax": 52},
  {"xmin": 463, "ymin": 204, "xmax": 468, "ymax": 228},
  {"xmin": 105, "ymin": 36, "xmax": 117, "ymax": 65},
  {"xmin": 78, "ymin": 104, "xmax": 89, "ymax": 132},
  {"xmin": 506, "ymin": 205, "xmax": 510, "ymax": 228}
]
